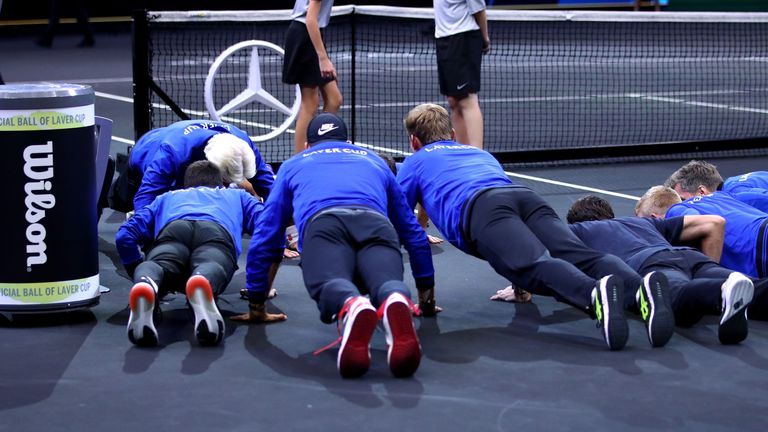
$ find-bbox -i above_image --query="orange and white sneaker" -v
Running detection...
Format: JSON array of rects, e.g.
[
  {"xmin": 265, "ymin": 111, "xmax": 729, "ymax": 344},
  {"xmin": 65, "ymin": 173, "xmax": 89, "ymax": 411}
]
[
  {"xmin": 127, "ymin": 281, "xmax": 158, "ymax": 347},
  {"xmin": 186, "ymin": 274, "xmax": 224, "ymax": 346},
  {"xmin": 379, "ymin": 292, "xmax": 422, "ymax": 378},
  {"xmin": 337, "ymin": 296, "xmax": 378, "ymax": 378}
]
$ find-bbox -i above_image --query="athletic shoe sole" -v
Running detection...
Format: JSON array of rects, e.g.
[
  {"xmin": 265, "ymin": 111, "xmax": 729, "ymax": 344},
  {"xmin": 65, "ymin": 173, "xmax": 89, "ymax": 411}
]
[
  {"xmin": 337, "ymin": 300, "xmax": 378, "ymax": 379},
  {"xmin": 639, "ymin": 272, "xmax": 675, "ymax": 348},
  {"xmin": 127, "ymin": 282, "xmax": 158, "ymax": 347},
  {"xmin": 186, "ymin": 275, "xmax": 224, "ymax": 346},
  {"xmin": 719, "ymin": 273, "xmax": 754, "ymax": 345},
  {"xmin": 594, "ymin": 275, "xmax": 629, "ymax": 351},
  {"xmin": 382, "ymin": 294, "xmax": 422, "ymax": 378}
]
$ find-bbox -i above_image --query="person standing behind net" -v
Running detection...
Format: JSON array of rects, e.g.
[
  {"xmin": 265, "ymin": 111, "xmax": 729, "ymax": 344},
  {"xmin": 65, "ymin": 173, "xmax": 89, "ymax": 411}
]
[
  {"xmin": 284, "ymin": 0, "xmax": 343, "ymax": 155},
  {"xmin": 433, "ymin": 0, "xmax": 490, "ymax": 149},
  {"xmin": 36, "ymin": 0, "xmax": 95, "ymax": 48}
]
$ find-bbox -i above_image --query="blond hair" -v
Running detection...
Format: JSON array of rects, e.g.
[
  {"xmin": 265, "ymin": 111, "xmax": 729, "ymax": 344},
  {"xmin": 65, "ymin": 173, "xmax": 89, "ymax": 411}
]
[
  {"xmin": 635, "ymin": 185, "xmax": 682, "ymax": 217},
  {"xmin": 403, "ymin": 103, "xmax": 452, "ymax": 145}
]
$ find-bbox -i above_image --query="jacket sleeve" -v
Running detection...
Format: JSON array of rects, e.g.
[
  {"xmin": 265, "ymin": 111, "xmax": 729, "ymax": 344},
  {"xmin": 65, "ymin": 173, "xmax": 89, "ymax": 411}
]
[
  {"xmin": 387, "ymin": 174, "xmax": 435, "ymax": 291},
  {"xmin": 115, "ymin": 201, "xmax": 157, "ymax": 264},
  {"xmin": 249, "ymin": 146, "xmax": 275, "ymax": 200},
  {"xmin": 241, "ymin": 190, "xmax": 265, "ymax": 236},
  {"xmin": 132, "ymin": 146, "xmax": 177, "ymax": 211},
  {"xmin": 245, "ymin": 171, "xmax": 292, "ymax": 303}
]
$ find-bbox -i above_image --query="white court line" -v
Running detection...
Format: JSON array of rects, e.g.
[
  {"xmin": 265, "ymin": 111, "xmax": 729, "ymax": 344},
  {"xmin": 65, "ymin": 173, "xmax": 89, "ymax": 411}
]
[
  {"xmin": 640, "ymin": 95, "xmax": 768, "ymax": 115},
  {"xmin": 359, "ymin": 143, "xmax": 639, "ymax": 200}
]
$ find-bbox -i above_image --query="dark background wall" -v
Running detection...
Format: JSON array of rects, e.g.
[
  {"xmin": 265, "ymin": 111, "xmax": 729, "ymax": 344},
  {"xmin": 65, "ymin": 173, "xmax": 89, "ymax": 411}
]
[{"xmin": 1, "ymin": 0, "xmax": 766, "ymax": 21}]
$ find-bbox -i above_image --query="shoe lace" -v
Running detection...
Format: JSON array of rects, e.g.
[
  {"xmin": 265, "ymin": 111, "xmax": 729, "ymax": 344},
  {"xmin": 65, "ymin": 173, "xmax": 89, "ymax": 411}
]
[
  {"xmin": 376, "ymin": 295, "xmax": 421, "ymax": 320},
  {"xmin": 312, "ymin": 297, "xmax": 357, "ymax": 356}
]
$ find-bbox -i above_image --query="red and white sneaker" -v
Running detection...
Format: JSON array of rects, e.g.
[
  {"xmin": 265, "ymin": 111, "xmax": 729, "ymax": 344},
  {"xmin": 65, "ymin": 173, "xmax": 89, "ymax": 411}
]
[
  {"xmin": 127, "ymin": 282, "xmax": 158, "ymax": 347},
  {"xmin": 186, "ymin": 275, "xmax": 224, "ymax": 346},
  {"xmin": 379, "ymin": 293, "xmax": 421, "ymax": 378},
  {"xmin": 337, "ymin": 296, "xmax": 378, "ymax": 378}
]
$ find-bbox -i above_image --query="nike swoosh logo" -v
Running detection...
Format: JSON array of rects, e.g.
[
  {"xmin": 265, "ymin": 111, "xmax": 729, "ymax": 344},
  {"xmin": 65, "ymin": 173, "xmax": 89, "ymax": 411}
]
[
  {"xmin": 318, "ymin": 125, "xmax": 339, "ymax": 135},
  {"xmin": 457, "ymin": 83, "xmax": 468, "ymax": 90}
]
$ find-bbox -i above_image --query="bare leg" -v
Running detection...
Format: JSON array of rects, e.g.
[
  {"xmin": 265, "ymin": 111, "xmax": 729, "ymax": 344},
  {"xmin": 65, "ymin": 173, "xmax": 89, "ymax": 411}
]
[
  {"xmin": 319, "ymin": 80, "xmax": 343, "ymax": 114},
  {"xmin": 447, "ymin": 93, "xmax": 483, "ymax": 149},
  {"xmin": 294, "ymin": 86, "xmax": 321, "ymax": 154}
]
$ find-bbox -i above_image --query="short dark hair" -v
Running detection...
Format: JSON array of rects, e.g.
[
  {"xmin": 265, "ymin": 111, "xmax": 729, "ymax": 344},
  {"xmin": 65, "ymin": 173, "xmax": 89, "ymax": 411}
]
[
  {"xmin": 184, "ymin": 160, "xmax": 223, "ymax": 188},
  {"xmin": 567, "ymin": 195, "xmax": 615, "ymax": 224},
  {"xmin": 378, "ymin": 153, "xmax": 397, "ymax": 175}
]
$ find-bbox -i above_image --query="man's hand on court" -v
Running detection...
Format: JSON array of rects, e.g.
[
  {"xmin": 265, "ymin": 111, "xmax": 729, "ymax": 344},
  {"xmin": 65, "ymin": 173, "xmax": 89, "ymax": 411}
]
[
  {"xmin": 417, "ymin": 288, "xmax": 443, "ymax": 317},
  {"xmin": 230, "ymin": 302, "xmax": 287, "ymax": 323},
  {"xmin": 427, "ymin": 234, "xmax": 444, "ymax": 244},
  {"xmin": 490, "ymin": 285, "xmax": 532, "ymax": 303}
]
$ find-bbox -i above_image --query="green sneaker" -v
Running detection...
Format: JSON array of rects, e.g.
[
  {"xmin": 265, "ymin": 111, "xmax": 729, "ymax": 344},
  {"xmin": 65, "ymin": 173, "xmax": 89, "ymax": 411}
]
[
  {"xmin": 637, "ymin": 271, "xmax": 675, "ymax": 348},
  {"xmin": 592, "ymin": 275, "xmax": 629, "ymax": 351}
]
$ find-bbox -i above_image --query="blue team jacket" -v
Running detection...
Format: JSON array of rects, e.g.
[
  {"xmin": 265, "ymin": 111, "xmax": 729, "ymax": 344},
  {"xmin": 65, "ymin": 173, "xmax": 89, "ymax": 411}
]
[
  {"xmin": 396, "ymin": 140, "xmax": 514, "ymax": 252},
  {"xmin": 116, "ymin": 186, "xmax": 264, "ymax": 265},
  {"xmin": 666, "ymin": 192, "xmax": 768, "ymax": 277},
  {"xmin": 129, "ymin": 120, "xmax": 274, "ymax": 211},
  {"xmin": 723, "ymin": 171, "xmax": 768, "ymax": 213},
  {"xmin": 245, "ymin": 140, "xmax": 434, "ymax": 297}
]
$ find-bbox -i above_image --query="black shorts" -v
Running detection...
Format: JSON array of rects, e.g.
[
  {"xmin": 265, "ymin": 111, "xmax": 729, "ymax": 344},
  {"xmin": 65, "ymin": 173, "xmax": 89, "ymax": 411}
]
[
  {"xmin": 282, "ymin": 20, "xmax": 335, "ymax": 87},
  {"xmin": 436, "ymin": 29, "xmax": 483, "ymax": 97}
]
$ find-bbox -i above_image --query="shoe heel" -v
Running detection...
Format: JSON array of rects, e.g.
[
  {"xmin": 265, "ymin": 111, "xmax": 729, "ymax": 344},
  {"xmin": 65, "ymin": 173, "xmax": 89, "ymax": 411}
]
[
  {"xmin": 186, "ymin": 275, "xmax": 224, "ymax": 346},
  {"xmin": 384, "ymin": 301, "xmax": 421, "ymax": 378},
  {"xmin": 127, "ymin": 283, "xmax": 158, "ymax": 347},
  {"xmin": 338, "ymin": 303, "xmax": 377, "ymax": 379}
]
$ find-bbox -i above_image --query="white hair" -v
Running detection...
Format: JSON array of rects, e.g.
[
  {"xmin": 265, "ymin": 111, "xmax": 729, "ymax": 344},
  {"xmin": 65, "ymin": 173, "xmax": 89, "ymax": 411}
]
[{"xmin": 204, "ymin": 133, "xmax": 256, "ymax": 183}]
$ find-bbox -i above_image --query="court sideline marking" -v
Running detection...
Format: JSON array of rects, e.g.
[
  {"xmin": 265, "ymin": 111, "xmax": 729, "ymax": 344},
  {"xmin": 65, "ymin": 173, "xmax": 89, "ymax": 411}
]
[{"xmin": 96, "ymin": 90, "xmax": 640, "ymax": 201}]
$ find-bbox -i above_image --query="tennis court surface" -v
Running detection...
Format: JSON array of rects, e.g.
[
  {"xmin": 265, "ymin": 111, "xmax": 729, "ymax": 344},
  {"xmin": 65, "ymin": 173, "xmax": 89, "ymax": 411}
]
[{"xmin": 2, "ymin": 12, "xmax": 768, "ymax": 431}]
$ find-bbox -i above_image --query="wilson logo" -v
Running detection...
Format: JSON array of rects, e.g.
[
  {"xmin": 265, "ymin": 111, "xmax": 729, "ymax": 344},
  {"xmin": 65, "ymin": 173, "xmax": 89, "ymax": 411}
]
[{"xmin": 23, "ymin": 141, "xmax": 55, "ymax": 270}]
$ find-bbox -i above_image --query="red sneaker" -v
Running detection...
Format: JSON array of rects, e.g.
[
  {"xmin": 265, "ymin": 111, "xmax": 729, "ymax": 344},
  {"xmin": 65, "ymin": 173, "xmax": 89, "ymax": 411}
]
[
  {"xmin": 379, "ymin": 293, "xmax": 421, "ymax": 378},
  {"xmin": 337, "ymin": 296, "xmax": 377, "ymax": 378}
]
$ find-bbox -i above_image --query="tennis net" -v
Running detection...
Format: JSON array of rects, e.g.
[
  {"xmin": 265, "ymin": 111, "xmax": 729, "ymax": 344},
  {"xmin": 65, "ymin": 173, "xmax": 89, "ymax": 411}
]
[{"xmin": 134, "ymin": 6, "xmax": 768, "ymax": 164}]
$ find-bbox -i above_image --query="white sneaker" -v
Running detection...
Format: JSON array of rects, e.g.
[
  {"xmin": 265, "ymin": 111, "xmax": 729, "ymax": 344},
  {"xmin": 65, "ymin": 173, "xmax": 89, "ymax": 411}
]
[
  {"xmin": 337, "ymin": 296, "xmax": 377, "ymax": 378},
  {"xmin": 186, "ymin": 275, "xmax": 224, "ymax": 346},
  {"xmin": 127, "ymin": 281, "xmax": 158, "ymax": 347},
  {"xmin": 379, "ymin": 292, "xmax": 421, "ymax": 378},
  {"xmin": 719, "ymin": 272, "xmax": 754, "ymax": 344}
]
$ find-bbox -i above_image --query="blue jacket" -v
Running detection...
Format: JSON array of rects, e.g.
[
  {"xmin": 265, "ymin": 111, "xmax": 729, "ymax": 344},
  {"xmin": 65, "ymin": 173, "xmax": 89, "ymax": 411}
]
[
  {"xmin": 666, "ymin": 192, "xmax": 768, "ymax": 277},
  {"xmin": 396, "ymin": 140, "xmax": 514, "ymax": 252},
  {"xmin": 116, "ymin": 186, "xmax": 264, "ymax": 265},
  {"xmin": 129, "ymin": 120, "xmax": 274, "ymax": 211},
  {"xmin": 245, "ymin": 141, "xmax": 434, "ymax": 298},
  {"xmin": 722, "ymin": 171, "xmax": 768, "ymax": 213}
]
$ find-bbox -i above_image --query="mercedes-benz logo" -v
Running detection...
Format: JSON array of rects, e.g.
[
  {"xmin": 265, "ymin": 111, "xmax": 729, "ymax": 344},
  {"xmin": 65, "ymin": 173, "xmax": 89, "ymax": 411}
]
[{"xmin": 204, "ymin": 40, "xmax": 301, "ymax": 143}]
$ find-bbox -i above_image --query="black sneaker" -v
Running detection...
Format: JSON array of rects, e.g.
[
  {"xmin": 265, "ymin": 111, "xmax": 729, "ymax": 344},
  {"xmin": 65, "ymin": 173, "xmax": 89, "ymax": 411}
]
[
  {"xmin": 719, "ymin": 272, "xmax": 754, "ymax": 345},
  {"xmin": 592, "ymin": 275, "xmax": 629, "ymax": 351},
  {"xmin": 637, "ymin": 271, "xmax": 675, "ymax": 347}
]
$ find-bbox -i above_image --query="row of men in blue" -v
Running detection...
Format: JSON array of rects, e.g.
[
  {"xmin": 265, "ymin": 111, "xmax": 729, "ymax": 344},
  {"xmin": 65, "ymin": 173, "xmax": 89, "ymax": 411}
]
[{"xmin": 115, "ymin": 105, "xmax": 765, "ymax": 379}]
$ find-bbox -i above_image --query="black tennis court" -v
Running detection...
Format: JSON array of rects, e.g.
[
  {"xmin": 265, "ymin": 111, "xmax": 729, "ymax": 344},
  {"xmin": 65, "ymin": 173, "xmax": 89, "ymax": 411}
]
[{"xmin": 2, "ymin": 27, "xmax": 768, "ymax": 432}]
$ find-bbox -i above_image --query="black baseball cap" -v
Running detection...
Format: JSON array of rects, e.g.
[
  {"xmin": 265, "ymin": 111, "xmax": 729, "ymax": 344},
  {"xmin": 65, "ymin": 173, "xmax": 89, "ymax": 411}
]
[{"xmin": 306, "ymin": 113, "xmax": 348, "ymax": 145}]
